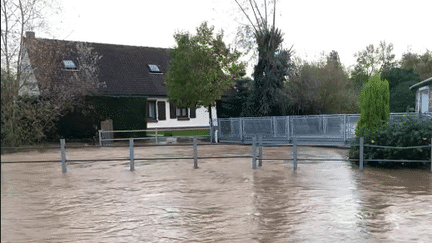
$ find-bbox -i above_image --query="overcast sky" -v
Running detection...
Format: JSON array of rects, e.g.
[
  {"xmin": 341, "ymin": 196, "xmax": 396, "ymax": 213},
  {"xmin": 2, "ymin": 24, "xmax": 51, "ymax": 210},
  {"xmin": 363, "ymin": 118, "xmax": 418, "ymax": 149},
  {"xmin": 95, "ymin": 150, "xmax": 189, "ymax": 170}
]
[{"xmin": 44, "ymin": 0, "xmax": 431, "ymax": 75}]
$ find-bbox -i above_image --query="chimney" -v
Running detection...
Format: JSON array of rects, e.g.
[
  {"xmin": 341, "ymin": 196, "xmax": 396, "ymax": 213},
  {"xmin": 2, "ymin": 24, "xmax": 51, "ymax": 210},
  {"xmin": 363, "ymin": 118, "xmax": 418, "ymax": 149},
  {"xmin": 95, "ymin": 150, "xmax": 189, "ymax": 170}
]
[{"xmin": 26, "ymin": 31, "xmax": 35, "ymax": 39}]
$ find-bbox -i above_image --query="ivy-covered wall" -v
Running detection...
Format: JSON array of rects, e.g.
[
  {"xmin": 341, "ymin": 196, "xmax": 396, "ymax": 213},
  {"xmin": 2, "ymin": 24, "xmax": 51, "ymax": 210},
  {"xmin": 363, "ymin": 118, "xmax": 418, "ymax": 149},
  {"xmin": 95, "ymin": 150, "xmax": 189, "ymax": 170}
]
[{"xmin": 55, "ymin": 96, "xmax": 147, "ymax": 140}]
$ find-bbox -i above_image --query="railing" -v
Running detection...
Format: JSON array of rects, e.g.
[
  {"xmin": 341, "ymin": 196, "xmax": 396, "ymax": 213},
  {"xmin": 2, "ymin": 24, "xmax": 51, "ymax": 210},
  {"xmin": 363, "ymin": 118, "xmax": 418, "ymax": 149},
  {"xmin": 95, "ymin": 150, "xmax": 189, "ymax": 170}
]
[
  {"xmin": 3, "ymin": 136, "xmax": 430, "ymax": 174},
  {"xmin": 98, "ymin": 127, "xmax": 219, "ymax": 146},
  {"xmin": 218, "ymin": 113, "xmax": 430, "ymax": 145},
  {"xmin": 356, "ymin": 137, "xmax": 432, "ymax": 172}
]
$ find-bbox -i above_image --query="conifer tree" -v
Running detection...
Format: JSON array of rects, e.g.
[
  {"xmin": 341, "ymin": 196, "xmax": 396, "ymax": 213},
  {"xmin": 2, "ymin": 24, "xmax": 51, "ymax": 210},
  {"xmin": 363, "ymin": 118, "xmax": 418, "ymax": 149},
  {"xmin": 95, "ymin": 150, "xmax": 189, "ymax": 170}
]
[{"xmin": 358, "ymin": 76, "xmax": 390, "ymax": 130}]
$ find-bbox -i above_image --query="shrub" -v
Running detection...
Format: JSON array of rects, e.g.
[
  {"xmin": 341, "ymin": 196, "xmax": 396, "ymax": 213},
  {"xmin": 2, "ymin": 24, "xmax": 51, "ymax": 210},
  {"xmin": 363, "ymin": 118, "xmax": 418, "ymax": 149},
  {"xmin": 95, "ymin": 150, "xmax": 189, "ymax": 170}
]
[
  {"xmin": 349, "ymin": 117, "xmax": 432, "ymax": 168},
  {"xmin": 358, "ymin": 76, "xmax": 390, "ymax": 130}
]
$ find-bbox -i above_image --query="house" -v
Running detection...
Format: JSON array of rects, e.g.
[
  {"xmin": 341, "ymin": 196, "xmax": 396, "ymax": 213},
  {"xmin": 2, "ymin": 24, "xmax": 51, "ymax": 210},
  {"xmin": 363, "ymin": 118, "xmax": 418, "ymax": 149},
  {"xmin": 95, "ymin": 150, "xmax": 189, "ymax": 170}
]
[
  {"xmin": 409, "ymin": 77, "xmax": 432, "ymax": 114},
  {"xmin": 22, "ymin": 31, "xmax": 217, "ymax": 131}
]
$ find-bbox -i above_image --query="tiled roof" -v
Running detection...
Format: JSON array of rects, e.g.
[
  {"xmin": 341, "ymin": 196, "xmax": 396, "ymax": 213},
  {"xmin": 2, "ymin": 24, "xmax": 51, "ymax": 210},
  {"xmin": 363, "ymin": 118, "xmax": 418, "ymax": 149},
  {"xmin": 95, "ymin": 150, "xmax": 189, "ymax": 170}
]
[{"xmin": 24, "ymin": 37, "xmax": 169, "ymax": 97}]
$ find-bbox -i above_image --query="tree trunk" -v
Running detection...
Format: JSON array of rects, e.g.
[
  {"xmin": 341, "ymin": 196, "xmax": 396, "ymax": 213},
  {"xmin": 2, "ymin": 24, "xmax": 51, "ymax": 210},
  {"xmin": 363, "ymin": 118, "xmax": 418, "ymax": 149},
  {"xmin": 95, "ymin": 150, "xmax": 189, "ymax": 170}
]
[{"xmin": 208, "ymin": 103, "xmax": 213, "ymax": 143}]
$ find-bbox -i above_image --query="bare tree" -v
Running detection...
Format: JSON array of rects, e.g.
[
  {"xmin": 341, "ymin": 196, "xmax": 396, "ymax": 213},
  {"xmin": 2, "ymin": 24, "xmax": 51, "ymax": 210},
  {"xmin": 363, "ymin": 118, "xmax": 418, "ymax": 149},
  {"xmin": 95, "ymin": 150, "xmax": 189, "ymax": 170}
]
[
  {"xmin": 1, "ymin": 0, "xmax": 102, "ymax": 146},
  {"xmin": 234, "ymin": 0, "xmax": 293, "ymax": 116}
]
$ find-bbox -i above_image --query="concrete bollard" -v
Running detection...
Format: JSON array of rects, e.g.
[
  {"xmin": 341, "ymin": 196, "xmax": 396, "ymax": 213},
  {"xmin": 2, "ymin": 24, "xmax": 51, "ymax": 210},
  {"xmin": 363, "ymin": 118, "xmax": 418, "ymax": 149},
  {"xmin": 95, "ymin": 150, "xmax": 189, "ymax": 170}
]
[
  {"xmin": 60, "ymin": 139, "xmax": 67, "ymax": 173},
  {"xmin": 193, "ymin": 136, "xmax": 198, "ymax": 169},
  {"xmin": 359, "ymin": 137, "xmax": 364, "ymax": 171},
  {"xmin": 252, "ymin": 136, "xmax": 257, "ymax": 169},
  {"xmin": 129, "ymin": 138, "xmax": 135, "ymax": 171},
  {"xmin": 293, "ymin": 137, "xmax": 298, "ymax": 171}
]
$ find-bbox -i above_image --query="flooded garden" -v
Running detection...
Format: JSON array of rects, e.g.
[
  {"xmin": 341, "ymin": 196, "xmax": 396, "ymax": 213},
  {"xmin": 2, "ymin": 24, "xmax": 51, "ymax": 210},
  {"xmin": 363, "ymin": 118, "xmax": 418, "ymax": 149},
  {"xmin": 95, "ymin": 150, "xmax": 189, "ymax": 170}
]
[{"xmin": 2, "ymin": 145, "xmax": 431, "ymax": 242}]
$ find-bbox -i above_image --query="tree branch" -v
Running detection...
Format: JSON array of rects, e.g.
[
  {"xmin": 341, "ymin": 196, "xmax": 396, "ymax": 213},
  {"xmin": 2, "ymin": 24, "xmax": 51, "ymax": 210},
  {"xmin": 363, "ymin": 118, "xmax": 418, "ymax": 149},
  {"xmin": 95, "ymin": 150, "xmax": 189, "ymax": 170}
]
[{"xmin": 234, "ymin": 0, "xmax": 258, "ymax": 33}]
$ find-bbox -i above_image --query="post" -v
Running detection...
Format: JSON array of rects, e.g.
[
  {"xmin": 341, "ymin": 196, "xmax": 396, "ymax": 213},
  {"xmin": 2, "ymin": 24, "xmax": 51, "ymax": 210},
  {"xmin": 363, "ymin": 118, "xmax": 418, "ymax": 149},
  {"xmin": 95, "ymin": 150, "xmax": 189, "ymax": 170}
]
[
  {"xmin": 60, "ymin": 139, "xmax": 67, "ymax": 173},
  {"xmin": 293, "ymin": 137, "xmax": 298, "ymax": 171},
  {"xmin": 155, "ymin": 129, "xmax": 158, "ymax": 144},
  {"xmin": 129, "ymin": 138, "xmax": 135, "ymax": 171},
  {"xmin": 258, "ymin": 135, "xmax": 263, "ymax": 167},
  {"xmin": 430, "ymin": 138, "xmax": 432, "ymax": 173},
  {"xmin": 210, "ymin": 125, "xmax": 214, "ymax": 143},
  {"xmin": 193, "ymin": 136, "xmax": 198, "ymax": 169},
  {"xmin": 99, "ymin": 130, "xmax": 102, "ymax": 146},
  {"xmin": 343, "ymin": 114, "xmax": 347, "ymax": 143},
  {"xmin": 251, "ymin": 136, "xmax": 257, "ymax": 169},
  {"xmin": 359, "ymin": 137, "xmax": 364, "ymax": 171}
]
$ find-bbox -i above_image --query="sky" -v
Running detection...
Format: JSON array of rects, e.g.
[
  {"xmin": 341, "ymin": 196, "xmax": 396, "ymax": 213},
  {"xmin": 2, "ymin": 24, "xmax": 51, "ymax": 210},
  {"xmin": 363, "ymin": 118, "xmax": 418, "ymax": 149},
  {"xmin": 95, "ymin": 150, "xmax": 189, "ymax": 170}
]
[{"xmin": 43, "ymin": 0, "xmax": 432, "ymax": 76}]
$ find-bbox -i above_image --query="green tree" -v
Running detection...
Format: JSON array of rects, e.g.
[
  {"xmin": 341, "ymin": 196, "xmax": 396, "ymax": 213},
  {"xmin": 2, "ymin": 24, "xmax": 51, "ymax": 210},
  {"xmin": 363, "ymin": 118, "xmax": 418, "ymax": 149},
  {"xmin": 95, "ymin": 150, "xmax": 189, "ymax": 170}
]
[
  {"xmin": 399, "ymin": 50, "xmax": 432, "ymax": 79},
  {"xmin": 357, "ymin": 76, "xmax": 390, "ymax": 131},
  {"xmin": 165, "ymin": 22, "xmax": 245, "ymax": 139},
  {"xmin": 217, "ymin": 75, "xmax": 252, "ymax": 118},
  {"xmin": 381, "ymin": 67, "xmax": 420, "ymax": 112},
  {"xmin": 286, "ymin": 55, "xmax": 358, "ymax": 115},
  {"xmin": 351, "ymin": 41, "xmax": 396, "ymax": 92}
]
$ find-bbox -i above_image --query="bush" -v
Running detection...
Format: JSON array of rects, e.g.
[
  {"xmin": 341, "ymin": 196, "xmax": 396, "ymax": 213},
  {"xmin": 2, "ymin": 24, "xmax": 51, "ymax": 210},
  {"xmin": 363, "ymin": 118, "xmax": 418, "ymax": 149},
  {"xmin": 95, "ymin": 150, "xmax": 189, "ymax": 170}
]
[
  {"xmin": 358, "ymin": 76, "xmax": 390, "ymax": 130},
  {"xmin": 349, "ymin": 117, "xmax": 432, "ymax": 168}
]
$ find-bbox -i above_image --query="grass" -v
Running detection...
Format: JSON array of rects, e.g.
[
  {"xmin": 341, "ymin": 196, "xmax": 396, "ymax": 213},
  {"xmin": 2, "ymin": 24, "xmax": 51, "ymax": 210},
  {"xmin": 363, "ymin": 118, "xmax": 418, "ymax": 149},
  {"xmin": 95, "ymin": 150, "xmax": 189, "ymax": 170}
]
[
  {"xmin": 161, "ymin": 129, "xmax": 210, "ymax": 137},
  {"xmin": 145, "ymin": 129, "xmax": 210, "ymax": 137}
]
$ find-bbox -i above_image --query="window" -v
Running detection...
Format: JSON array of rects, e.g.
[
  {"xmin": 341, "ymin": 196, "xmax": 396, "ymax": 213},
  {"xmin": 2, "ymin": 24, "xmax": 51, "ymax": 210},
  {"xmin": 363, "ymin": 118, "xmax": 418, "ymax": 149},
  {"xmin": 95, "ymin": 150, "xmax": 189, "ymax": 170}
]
[
  {"xmin": 177, "ymin": 107, "xmax": 188, "ymax": 117},
  {"xmin": 63, "ymin": 60, "xmax": 77, "ymax": 70},
  {"xmin": 148, "ymin": 64, "xmax": 162, "ymax": 73},
  {"xmin": 169, "ymin": 102, "xmax": 196, "ymax": 120},
  {"xmin": 148, "ymin": 101, "xmax": 156, "ymax": 120}
]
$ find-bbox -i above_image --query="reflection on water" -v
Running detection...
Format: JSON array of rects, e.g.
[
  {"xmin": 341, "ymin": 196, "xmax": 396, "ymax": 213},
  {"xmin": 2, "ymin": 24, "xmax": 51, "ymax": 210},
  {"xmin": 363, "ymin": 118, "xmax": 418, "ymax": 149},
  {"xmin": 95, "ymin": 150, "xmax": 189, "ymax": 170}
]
[{"xmin": 1, "ymin": 146, "xmax": 431, "ymax": 242}]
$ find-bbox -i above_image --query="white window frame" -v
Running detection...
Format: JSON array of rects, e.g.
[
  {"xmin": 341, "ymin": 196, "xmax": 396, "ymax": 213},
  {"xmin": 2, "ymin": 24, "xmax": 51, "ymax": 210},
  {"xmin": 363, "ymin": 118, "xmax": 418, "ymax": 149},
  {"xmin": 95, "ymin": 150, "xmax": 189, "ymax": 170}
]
[{"xmin": 148, "ymin": 100, "xmax": 157, "ymax": 119}]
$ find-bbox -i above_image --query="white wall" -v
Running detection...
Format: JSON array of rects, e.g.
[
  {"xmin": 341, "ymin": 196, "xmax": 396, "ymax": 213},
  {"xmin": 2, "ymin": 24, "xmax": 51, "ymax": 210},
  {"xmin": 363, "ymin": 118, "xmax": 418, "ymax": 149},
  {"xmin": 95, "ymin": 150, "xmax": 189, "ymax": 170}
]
[
  {"xmin": 147, "ymin": 97, "xmax": 217, "ymax": 129},
  {"xmin": 18, "ymin": 49, "xmax": 40, "ymax": 96}
]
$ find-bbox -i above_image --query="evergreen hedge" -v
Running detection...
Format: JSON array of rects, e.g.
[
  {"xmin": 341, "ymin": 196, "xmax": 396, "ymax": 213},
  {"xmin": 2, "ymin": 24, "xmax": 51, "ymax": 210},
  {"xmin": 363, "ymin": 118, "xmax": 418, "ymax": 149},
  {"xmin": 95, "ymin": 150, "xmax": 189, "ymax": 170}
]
[{"xmin": 54, "ymin": 96, "xmax": 147, "ymax": 140}]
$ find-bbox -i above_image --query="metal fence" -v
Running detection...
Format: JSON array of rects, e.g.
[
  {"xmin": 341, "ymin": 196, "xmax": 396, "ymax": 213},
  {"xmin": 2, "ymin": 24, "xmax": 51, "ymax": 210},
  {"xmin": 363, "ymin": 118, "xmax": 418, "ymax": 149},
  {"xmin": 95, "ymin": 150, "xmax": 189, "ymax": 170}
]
[{"xmin": 218, "ymin": 113, "xmax": 431, "ymax": 145}]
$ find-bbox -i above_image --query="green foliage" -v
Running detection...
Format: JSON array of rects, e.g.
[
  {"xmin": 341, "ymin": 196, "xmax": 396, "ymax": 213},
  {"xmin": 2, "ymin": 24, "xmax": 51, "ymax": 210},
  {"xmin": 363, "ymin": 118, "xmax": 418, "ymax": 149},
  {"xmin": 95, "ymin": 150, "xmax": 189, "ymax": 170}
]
[
  {"xmin": 399, "ymin": 50, "xmax": 432, "ymax": 79},
  {"xmin": 50, "ymin": 96, "xmax": 104, "ymax": 141},
  {"xmin": 217, "ymin": 77, "xmax": 253, "ymax": 118},
  {"xmin": 285, "ymin": 56, "xmax": 359, "ymax": 115},
  {"xmin": 165, "ymin": 22, "xmax": 245, "ymax": 108},
  {"xmin": 381, "ymin": 68, "xmax": 420, "ymax": 112},
  {"xmin": 358, "ymin": 76, "xmax": 390, "ymax": 130},
  {"xmin": 349, "ymin": 117, "xmax": 432, "ymax": 168},
  {"xmin": 93, "ymin": 96, "xmax": 147, "ymax": 137},
  {"xmin": 351, "ymin": 41, "xmax": 396, "ymax": 92}
]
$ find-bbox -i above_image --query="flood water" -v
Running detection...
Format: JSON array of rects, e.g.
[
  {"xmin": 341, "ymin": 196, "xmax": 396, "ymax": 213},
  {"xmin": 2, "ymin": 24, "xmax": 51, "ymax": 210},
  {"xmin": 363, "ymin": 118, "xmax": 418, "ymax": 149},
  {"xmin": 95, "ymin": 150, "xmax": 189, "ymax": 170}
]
[{"xmin": 1, "ymin": 145, "xmax": 432, "ymax": 242}]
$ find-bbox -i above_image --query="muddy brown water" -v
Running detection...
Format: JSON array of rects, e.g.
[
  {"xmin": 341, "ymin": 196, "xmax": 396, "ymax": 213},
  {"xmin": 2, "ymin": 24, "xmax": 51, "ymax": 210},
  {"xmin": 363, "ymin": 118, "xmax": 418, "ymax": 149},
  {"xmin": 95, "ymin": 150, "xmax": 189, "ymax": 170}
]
[{"xmin": 1, "ymin": 145, "xmax": 431, "ymax": 242}]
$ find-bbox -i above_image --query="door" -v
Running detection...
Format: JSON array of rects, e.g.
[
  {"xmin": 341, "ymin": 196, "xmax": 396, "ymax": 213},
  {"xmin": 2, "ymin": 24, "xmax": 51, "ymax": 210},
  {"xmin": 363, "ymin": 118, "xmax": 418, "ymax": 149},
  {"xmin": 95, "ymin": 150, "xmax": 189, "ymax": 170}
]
[{"xmin": 420, "ymin": 89, "xmax": 429, "ymax": 113}]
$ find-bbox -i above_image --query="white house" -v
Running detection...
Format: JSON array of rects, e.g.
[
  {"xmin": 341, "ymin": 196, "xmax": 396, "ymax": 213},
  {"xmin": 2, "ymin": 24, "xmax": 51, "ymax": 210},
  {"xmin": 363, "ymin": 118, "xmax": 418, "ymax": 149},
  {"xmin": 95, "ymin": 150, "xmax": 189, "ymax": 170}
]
[
  {"xmin": 23, "ymin": 31, "xmax": 217, "ymax": 131},
  {"xmin": 409, "ymin": 77, "xmax": 432, "ymax": 114}
]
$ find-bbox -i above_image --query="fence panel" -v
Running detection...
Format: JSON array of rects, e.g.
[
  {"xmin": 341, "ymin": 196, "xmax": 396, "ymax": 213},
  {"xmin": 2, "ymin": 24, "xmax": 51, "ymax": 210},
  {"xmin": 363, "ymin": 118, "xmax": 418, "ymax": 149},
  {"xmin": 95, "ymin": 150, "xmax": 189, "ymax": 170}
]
[
  {"xmin": 243, "ymin": 117, "xmax": 273, "ymax": 140},
  {"xmin": 217, "ymin": 113, "xmax": 431, "ymax": 144},
  {"xmin": 291, "ymin": 116, "xmax": 322, "ymax": 137},
  {"xmin": 275, "ymin": 117, "xmax": 288, "ymax": 138},
  {"xmin": 346, "ymin": 115, "xmax": 360, "ymax": 140}
]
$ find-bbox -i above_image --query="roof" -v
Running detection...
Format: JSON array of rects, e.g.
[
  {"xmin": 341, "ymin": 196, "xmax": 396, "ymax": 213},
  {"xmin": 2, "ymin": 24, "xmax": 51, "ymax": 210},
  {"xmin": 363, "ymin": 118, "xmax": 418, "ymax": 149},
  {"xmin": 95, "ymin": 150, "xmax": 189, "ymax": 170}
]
[
  {"xmin": 409, "ymin": 77, "xmax": 432, "ymax": 90},
  {"xmin": 24, "ymin": 36, "xmax": 169, "ymax": 97}
]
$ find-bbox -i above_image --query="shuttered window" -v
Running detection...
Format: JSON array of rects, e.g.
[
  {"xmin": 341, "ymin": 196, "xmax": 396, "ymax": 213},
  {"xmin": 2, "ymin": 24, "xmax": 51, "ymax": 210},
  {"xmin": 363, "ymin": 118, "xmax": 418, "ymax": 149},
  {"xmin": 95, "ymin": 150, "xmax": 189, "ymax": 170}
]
[
  {"xmin": 190, "ymin": 107, "xmax": 196, "ymax": 118},
  {"xmin": 170, "ymin": 102, "xmax": 176, "ymax": 119},
  {"xmin": 157, "ymin": 101, "xmax": 166, "ymax": 120}
]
